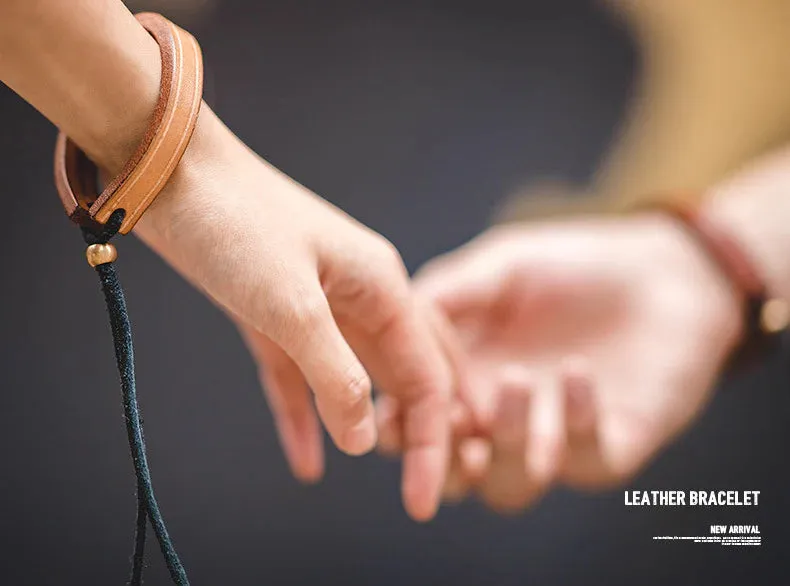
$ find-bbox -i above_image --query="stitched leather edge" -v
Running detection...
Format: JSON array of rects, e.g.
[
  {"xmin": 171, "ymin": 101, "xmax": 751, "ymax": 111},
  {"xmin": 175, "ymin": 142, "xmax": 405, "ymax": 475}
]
[{"xmin": 53, "ymin": 12, "xmax": 203, "ymax": 234}]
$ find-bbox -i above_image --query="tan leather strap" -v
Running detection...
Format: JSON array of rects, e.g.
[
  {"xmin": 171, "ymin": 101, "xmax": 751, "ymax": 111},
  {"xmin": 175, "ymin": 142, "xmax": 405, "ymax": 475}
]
[{"xmin": 54, "ymin": 12, "xmax": 203, "ymax": 234}]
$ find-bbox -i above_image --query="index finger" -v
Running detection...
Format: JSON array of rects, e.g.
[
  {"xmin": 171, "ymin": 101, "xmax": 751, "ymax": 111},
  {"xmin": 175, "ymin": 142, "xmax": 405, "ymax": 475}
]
[
  {"xmin": 337, "ymin": 275, "xmax": 453, "ymax": 522},
  {"xmin": 422, "ymin": 301, "xmax": 490, "ymax": 433}
]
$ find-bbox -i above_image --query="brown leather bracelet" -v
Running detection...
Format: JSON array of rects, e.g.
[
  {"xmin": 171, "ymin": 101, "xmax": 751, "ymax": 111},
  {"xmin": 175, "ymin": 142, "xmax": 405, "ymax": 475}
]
[
  {"xmin": 50, "ymin": 13, "xmax": 205, "ymax": 582},
  {"xmin": 640, "ymin": 199, "xmax": 789, "ymax": 369},
  {"xmin": 54, "ymin": 12, "xmax": 203, "ymax": 234}
]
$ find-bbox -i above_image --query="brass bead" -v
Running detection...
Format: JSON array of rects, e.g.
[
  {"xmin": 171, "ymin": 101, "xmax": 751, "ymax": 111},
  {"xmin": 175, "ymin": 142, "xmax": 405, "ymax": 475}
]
[
  {"xmin": 760, "ymin": 298, "xmax": 790, "ymax": 334},
  {"xmin": 86, "ymin": 243, "xmax": 118, "ymax": 267}
]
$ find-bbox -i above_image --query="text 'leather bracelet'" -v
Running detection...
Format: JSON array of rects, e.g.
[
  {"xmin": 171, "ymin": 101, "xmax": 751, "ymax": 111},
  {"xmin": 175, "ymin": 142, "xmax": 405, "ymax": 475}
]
[
  {"xmin": 640, "ymin": 199, "xmax": 789, "ymax": 371},
  {"xmin": 53, "ymin": 12, "xmax": 203, "ymax": 586}
]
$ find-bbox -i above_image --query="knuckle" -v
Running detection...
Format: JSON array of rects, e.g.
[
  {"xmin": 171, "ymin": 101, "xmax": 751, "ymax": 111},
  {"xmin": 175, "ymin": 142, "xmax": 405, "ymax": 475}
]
[
  {"xmin": 359, "ymin": 279, "xmax": 410, "ymax": 338},
  {"xmin": 374, "ymin": 237, "xmax": 408, "ymax": 278},
  {"xmin": 332, "ymin": 367, "xmax": 372, "ymax": 426},
  {"xmin": 292, "ymin": 295, "xmax": 327, "ymax": 331},
  {"xmin": 270, "ymin": 292, "xmax": 327, "ymax": 348},
  {"xmin": 398, "ymin": 368, "xmax": 452, "ymax": 407},
  {"xmin": 413, "ymin": 257, "xmax": 447, "ymax": 290}
]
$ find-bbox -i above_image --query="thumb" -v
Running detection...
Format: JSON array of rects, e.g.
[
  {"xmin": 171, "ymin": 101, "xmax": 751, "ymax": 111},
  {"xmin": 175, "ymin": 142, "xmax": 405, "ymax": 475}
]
[
  {"xmin": 421, "ymin": 299, "xmax": 490, "ymax": 431},
  {"xmin": 261, "ymin": 278, "xmax": 376, "ymax": 457},
  {"xmin": 414, "ymin": 253, "xmax": 508, "ymax": 320}
]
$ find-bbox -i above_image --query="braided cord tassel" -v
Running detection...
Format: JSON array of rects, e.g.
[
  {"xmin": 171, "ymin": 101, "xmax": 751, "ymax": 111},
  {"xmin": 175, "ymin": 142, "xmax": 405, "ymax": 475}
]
[{"xmin": 83, "ymin": 210, "xmax": 189, "ymax": 585}]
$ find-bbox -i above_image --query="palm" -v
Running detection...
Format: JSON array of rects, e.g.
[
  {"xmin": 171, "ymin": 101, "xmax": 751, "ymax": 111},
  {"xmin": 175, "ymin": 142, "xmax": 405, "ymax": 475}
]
[
  {"xmin": 460, "ymin": 264, "xmax": 695, "ymax": 486},
  {"xmin": 418, "ymin": 217, "xmax": 741, "ymax": 490}
]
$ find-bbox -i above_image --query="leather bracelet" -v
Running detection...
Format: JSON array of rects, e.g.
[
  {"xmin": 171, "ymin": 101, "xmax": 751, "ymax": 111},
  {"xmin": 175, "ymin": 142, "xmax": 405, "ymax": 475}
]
[
  {"xmin": 54, "ymin": 12, "xmax": 203, "ymax": 234},
  {"xmin": 639, "ymin": 199, "xmax": 789, "ymax": 369},
  {"xmin": 50, "ymin": 12, "xmax": 204, "ymax": 584}
]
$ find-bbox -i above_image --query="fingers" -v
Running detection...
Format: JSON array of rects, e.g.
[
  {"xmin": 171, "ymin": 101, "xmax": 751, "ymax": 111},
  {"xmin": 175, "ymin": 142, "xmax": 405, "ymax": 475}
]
[
  {"xmin": 422, "ymin": 301, "xmax": 486, "ymax": 431},
  {"xmin": 376, "ymin": 333, "xmax": 450, "ymax": 523},
  {"xmin": 238, "ymin": 325, "xmax": 324, "ymax": 483},
  {"xmin": 442, "ymin": 401, "xmax": 488, "ymax": 503},
  {"xmin": 442, "ymin": 437, "xmax": 489, "ymax": 503},
  {"xmin": 557, "ymin": 359, "xmax": 628, "ymax": 489},
  {"xmin": 373, "ymin": 376, "xmax": 449, "ymax": 521},
  {"xmin": 442, "ymin": 458, "xmax": 471, "ymax": 503},
  {"xmin": 478, "ymin": 372, "xmax": 532, "ymax": 512},
  {"xmin": 375, "ymin": 394, "xmax": 474, "ymax": 458},
  {"xmin": 375, "ymin": 394, "xmax": 403, "ymax": 456},
  {"xmin": 265, "ymin": 282, "xmax": 376, "ymax": 458},
  {"xmin": 562, "ymin": 359, "xmax": 597, "ymax": 447},
  {"xmin": 392, "ymin": 393, "xmax": 449, "ymax": 521},
  {"xmin": 560, "ymin": 359, "xmax": 656, "ymax": 488},
  {"xmin": 479, "ymin": 368, "xmax": 563, "ymax": 513},
  {"xmin": 377, "ymin": 394, "xmax": 481, "ymax": 505},
  {"xmin": 332, "ymin": 242, "xmax": 453, "ymax": 522},
  {"xmin": 261, "ymin": 359, "xmax": 325, "ymax": 483},
  {"xmin": 373, "ymin": 297, "xmax": 484, "ymax": 515},
  {"xmin": 456, "ymin": 437, "xmax": 491, "ymax": 489},
  {"xmin": 524, "ymin": 372, "xmax": 564, "ymax": 496}
]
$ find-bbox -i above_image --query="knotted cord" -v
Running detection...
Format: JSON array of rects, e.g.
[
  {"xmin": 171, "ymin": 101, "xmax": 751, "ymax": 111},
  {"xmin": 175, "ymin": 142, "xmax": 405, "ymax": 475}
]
[{"xmin": 81, "ymin": 209, "xmax": 189, "ymax": 585}]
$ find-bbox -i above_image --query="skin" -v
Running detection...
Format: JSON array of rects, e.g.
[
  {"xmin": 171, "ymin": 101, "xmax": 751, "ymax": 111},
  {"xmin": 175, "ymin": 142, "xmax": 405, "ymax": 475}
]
[
  {"xmin": 0, "ymin": 0, "xmax": 456, "ymax": 521},
  {"xmin": 136, "ymin": 109, "xmax": 455, "ymax": 521},
  {"xmin": 379, "ymin": 214, "xmax": 743, "ymax": 510},
  {"xmin": 4, "ymin": 0, "xmax": 790, "ymax": 522},
  {"xmin": 380, "ymin": 146, "xmax": 790, "ymax": 512}
]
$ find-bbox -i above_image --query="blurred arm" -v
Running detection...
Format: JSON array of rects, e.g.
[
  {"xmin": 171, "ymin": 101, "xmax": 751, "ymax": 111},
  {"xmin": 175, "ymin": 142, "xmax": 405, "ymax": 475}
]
[
  {"xmin": 598, "ymin": 0, "xmax": 790, "ymax": 206},
  {"xmin": 0, "ymin": 0, "xmax": 161, "ymax": 174},
  {"xmin": 496, "ymin": 0, "xmax": 790, "ymax": 223},
  {"xmin": 704, "ymin": 146, "xmax": 790, "ymax": 305}
]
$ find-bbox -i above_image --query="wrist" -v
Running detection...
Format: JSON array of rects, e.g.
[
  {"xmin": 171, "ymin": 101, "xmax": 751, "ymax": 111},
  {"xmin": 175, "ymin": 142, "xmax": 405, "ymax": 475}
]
[
  {"xmin": 703, "ymin": 161, "xmax": 790, "ymax": 306},
  {"xmin": 64, "ymin": 18, "xmax": 163, "ymax": 175},
  {"xmin": 53, "ymin": 12, "xmax": 207, "ymax": 237},
  {"xmin": 78, "ymin": 48, "xmax": 162, "ymax": 176},
  {"xmin": 639, "ymin": 187, "xmax": 789, "ymax": 371},
  {"xmin": 0, "ymin": 1, "xmax": 161, "ymax": 174},
  {"xmin": 647, "ymin": 213, "xmax": 747, "ymax": 357},
  {"xmin": 132, "ymin": 105, "xmax": 233, "ymax": 252}
]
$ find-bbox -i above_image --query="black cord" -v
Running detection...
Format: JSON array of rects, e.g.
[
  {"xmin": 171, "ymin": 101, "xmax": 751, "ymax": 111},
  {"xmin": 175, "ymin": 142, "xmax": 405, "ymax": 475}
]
[{"xmin": 82, "ymin": 210, "xmax": 189, "ymax": 585}]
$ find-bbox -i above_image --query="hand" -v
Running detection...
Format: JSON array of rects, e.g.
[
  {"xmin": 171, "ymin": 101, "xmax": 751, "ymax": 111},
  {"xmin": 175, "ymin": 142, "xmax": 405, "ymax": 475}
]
[
  {"xmin": 133, "ymin": 107, "xmax": 452, "ymax": 521},
  {"xmin": 380, "ymin": 214, "xmax": 744, "ymax": 512}
]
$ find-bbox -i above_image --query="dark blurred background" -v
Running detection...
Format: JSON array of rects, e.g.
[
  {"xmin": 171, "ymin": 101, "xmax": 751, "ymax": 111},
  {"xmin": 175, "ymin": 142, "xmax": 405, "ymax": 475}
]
[{"xmin": 1, "ymin": 0, "xmax": 788, "ymax": 584}]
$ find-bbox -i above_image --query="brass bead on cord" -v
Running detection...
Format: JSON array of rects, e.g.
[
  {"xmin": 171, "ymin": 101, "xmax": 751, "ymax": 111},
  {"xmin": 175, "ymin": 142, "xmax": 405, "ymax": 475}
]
[{"xmin": 86, "ymin": 243, "xmax": 118, "ymax": 267}]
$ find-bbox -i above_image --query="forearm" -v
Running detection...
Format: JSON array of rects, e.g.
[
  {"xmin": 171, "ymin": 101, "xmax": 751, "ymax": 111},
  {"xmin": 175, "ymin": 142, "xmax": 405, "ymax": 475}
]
[
  {"xmin": 704, "ymin": 146, "xmax": 790, "ymax": 304},
  {"xmin": 0, "ymin": 0, "xmax": 161, "ymax": 174}
]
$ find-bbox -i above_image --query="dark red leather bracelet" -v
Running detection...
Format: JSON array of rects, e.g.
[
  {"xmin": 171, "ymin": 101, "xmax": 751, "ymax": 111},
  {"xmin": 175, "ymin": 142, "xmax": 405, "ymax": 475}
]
[{"xmin": 642, "ymin": 199, "xmax": 788, "ymax": 370}]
